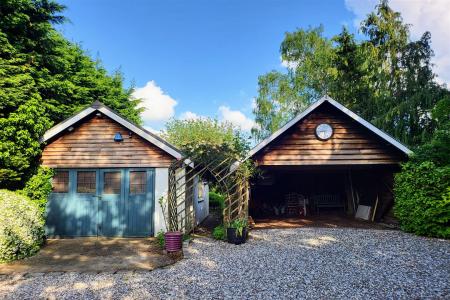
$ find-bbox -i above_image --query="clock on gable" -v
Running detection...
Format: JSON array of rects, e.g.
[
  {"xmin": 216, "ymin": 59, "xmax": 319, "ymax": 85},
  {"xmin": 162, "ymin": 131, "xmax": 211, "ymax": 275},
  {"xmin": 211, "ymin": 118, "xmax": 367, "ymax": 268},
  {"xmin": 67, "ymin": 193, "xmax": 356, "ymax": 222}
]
[{"xmin": 315, "ymin": 123, "xmax": 333, "ymax": 141}]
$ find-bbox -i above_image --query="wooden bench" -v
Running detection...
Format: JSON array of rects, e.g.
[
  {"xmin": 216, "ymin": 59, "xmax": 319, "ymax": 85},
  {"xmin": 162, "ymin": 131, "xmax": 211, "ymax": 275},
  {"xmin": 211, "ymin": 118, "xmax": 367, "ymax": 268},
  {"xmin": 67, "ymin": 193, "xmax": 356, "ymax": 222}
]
[{"xmin": 311, "ymin": 194, "xmax": 344, "ymax": 214}]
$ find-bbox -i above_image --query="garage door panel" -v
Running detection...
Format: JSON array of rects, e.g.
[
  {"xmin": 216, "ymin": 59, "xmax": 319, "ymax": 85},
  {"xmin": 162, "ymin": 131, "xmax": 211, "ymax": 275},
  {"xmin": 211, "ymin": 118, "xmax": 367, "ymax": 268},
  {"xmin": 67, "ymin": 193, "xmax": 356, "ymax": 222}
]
[
  {"xmin": 46, "ymin": 170, "xmax": 98, "ymax": 237},
  {"xmin": 74, "ymin": 170, "xmax": 98, "ymax": 236},
  {"xmin": 46, "ymin": 168, "xmax": 154, "ymax": 237},
  {"xmin": 126, "ymin": 169, "xmax": 154, "ymax": 236},
  {"xmin": 100, "ymin": 170, "xmax": 125, "ymax": 237},
  {"xmin": 46, "ymin": 193, "xmax": 70, "ymax": 236},
  {"xmin": 71, "ymin": 194, "xmax": 98, "ymax": 236}
]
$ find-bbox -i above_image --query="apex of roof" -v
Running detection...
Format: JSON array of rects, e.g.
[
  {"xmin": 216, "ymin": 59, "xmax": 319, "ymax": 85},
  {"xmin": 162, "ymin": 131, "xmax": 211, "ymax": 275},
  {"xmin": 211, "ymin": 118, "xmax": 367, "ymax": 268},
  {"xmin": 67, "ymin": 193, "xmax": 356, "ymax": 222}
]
[
  {"xmin": 41, "ymin": 101, "xmax": 183, "ymax": 159},
  {"xmin": 91, "ymin": 100, "xmax": 102, "ymax": 109},
  {"xmin": 248, "ymin": 96, "xmax": 412, "ymax": 158}
]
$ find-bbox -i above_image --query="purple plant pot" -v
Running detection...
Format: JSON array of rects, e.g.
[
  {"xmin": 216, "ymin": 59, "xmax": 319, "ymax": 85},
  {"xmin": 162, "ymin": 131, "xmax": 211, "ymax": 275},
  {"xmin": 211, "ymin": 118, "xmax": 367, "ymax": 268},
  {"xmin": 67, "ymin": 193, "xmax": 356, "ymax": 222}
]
[{"xmin": 165, "ymin": 231, "xmax": 183, "ymax": 252}]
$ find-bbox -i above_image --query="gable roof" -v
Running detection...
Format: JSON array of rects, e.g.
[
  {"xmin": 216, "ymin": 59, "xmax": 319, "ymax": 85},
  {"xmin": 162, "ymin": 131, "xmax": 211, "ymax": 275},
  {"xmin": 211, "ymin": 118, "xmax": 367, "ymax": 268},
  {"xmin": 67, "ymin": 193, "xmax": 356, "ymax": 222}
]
[
  {"xmin": 248, "ymin": 96, "xmax": 412, "ymax": 158},
  {"xmin": 41, "ymin": 101, "xmax": 183, "ymax": 159}
]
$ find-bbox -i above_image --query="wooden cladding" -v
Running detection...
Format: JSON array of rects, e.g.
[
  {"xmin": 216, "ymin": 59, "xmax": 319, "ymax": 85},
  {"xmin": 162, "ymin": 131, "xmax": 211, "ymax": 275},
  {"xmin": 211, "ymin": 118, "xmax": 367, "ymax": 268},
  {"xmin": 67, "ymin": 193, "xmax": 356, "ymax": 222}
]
[
  {"xmin": 42, "ymin": 115, "xmax": 175, "ymax": 168},
  {"xmin": 254, "ymin": 102, "xmax": 406, "ymax": 166}
]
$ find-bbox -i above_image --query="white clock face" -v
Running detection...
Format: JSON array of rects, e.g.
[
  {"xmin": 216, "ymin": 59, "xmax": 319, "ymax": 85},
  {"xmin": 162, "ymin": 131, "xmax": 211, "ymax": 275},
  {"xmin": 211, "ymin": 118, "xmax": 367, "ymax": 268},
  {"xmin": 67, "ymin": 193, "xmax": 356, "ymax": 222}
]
[{"xmin": 315, "ymin": 123, "xmax": 333, "ymax": 140}]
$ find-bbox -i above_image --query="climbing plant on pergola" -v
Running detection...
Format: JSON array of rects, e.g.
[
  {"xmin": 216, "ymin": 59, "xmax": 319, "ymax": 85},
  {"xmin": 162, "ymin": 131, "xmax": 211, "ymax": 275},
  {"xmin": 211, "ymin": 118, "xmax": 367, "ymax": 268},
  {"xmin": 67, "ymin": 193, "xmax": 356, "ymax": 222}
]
[{"xmin": 166, "ymin": 142, "xmax": 254, "ymax": 233}]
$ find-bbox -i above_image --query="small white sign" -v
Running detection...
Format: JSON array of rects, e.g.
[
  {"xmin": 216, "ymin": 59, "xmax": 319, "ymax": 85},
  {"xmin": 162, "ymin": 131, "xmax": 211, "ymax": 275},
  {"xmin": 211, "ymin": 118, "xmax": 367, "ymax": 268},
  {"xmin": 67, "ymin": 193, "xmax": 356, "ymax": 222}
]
[{"xmin": 355, "ymin": 205, "xmax": 371, "ymax": 220}]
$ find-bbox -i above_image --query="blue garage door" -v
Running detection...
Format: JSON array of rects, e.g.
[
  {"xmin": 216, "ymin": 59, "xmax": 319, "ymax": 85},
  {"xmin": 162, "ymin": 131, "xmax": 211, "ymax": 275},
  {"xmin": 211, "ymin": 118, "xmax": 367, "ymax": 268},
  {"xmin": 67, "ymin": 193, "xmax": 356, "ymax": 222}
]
[{"xmin": 46, "ymin": 168, "xmax": 154, "ymax": 237}]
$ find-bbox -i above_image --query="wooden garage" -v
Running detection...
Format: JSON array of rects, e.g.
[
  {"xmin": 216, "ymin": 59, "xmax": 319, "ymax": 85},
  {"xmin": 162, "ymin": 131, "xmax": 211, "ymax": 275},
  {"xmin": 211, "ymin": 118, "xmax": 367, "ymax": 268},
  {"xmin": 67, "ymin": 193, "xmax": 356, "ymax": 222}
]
[
  {"xmin": 248, "ymin": 97, "xmax": 411, "ymax": 225},
  {"xmin": 41, "ymin": 101, "xmax": 183, "ymax": 237}
]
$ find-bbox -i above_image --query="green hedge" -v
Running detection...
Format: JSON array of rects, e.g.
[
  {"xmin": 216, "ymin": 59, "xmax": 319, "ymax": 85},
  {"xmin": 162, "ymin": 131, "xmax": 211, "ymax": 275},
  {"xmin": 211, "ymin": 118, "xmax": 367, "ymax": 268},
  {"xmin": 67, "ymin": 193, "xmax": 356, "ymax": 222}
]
[
  {"xmin": 394, "ymin": 161, "xmax": 450, "ymax": 238},
  {"xmin": 0, "ymin": 190, "xmax": 45, "ymax": 263},
  {"xmin": 22, "ymin": 166, "xmax": 54, "ymax": 215}
]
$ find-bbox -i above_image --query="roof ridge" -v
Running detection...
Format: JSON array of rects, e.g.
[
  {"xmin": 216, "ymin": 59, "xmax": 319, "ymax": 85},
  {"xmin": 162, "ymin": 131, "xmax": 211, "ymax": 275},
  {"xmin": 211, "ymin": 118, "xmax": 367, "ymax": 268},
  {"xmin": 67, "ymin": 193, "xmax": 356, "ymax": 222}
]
[
  {"xmin": 247, "ymin": 96, "xmax": 411, "ymax": 158},
  {"xmin": 41, "ymin": 102, "xmax": 183, "ymax": 159}
]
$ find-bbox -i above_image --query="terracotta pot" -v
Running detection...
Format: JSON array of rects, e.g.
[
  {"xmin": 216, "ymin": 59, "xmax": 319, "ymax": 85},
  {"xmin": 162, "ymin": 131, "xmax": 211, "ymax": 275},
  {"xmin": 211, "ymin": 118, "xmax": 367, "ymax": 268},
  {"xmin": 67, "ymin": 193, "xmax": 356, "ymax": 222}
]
[{"xmin": 165, "ymin": 231, "xmax": 183, "ymax": 252}]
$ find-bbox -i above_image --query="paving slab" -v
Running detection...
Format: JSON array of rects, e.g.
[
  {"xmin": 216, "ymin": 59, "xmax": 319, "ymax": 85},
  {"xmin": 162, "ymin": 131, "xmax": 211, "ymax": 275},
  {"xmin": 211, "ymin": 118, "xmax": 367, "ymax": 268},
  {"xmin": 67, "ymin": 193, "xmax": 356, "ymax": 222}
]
[{"xmin": 0, "ymin": 238, "xmax": 174, "ymax": 274}]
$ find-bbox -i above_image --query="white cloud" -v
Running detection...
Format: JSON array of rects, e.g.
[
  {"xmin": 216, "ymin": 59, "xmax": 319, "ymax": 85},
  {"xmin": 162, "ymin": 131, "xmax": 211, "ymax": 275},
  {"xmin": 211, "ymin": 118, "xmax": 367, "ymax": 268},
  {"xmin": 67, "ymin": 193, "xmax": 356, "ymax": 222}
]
[
  {"xmin": 132, "ymin": 80, "xmax": 177, "ymax": 123},
  {"xmin": 218, "ymin": 106, "xmax": 255, "ymax": 131},
  {"xmin": 344, "ymin": 0, "xmax": 378, "ymax": 28},
  {"xmin": 345, "ymin": 0, "xmax": 450, "ymax": 85},
  {"xmin": 143, "ymin": 125, "xmax": 160, "ymax": 135},
  {"xmin": 280, "ymin": 56, "xmax": 299, "ymax": 69},
  {"xmin": 179, "ymin": 111, "xmax": 201, "ymax": 120}
]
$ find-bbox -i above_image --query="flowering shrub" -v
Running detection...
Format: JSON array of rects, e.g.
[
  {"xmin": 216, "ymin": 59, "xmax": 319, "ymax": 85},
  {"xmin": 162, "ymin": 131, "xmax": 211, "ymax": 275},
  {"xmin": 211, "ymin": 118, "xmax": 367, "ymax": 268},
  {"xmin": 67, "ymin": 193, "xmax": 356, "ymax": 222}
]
[{"xmin": 0, "ymin": 190, "xmax": 45, "ymax": 263}]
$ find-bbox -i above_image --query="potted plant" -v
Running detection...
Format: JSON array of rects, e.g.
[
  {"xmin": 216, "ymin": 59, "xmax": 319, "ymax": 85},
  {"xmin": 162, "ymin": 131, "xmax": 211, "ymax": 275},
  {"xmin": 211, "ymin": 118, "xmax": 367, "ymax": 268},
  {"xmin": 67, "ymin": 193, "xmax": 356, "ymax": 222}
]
[{"xmin": 226, "ymin": 218, "xmax": 248, "ymax": 245}]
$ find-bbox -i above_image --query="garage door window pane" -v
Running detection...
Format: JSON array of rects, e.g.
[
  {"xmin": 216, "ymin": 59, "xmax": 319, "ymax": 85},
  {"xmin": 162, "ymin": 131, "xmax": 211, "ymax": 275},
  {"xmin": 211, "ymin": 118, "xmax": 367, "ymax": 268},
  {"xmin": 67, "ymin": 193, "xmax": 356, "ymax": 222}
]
[
  {"xmin": 104, "ymin": 172, "xmax": 121, "ymax": 194},
  {"xmin": 52, "ymin": 171, "xmax": 69, "ymax": 193},
  {"xmin": 77, "ymin": 171, "xmax": 96, "ymax": 194},
  {"xmin": 130, "ymin": 171, "xmax": 146, "ymax": 194}
]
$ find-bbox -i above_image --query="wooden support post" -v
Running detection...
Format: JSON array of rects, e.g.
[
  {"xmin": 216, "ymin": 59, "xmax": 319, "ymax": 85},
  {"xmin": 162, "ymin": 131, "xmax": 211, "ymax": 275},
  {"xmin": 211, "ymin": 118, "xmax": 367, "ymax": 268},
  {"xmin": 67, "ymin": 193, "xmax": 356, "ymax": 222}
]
[
  {"xmin": 348, "ymin": 170, "xmax": 356, "ymax": 214},
  {"xmin": 372, "ymin": 195, "xmax": 379, "ymax": 222}
]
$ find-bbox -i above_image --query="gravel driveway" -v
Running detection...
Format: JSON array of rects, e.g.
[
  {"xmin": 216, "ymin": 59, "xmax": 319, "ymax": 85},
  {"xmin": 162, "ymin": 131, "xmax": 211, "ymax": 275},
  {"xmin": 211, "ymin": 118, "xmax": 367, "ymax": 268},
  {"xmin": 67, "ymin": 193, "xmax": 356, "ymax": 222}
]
[{"xmin": 1, "ymin": 228, "xmax": 449, "ymax": 299}]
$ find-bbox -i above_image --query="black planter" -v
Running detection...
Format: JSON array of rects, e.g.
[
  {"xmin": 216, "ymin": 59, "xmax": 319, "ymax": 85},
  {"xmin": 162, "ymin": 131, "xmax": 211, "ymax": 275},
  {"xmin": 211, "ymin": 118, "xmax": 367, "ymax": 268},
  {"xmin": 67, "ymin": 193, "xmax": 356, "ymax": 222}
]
[{"xmin": 226, "ymin": 227, "xmax": 248, "ymax": 245}]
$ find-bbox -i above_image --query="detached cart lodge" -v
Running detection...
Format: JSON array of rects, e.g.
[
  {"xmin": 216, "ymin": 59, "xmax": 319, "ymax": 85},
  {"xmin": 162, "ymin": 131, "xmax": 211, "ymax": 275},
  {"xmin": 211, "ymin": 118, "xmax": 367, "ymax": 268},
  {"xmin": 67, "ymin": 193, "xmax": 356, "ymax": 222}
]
[{"xmin": 248, "ymin": 97, "xmax": 411, "ymax": 224}]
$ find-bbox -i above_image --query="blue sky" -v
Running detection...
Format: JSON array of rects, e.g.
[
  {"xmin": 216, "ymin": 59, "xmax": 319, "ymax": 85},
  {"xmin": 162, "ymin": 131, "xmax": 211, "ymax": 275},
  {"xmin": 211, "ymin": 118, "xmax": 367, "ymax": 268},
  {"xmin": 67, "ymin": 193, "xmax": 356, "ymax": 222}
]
[{"xmin": 57, "ymin": 0, "xmax": 449, "ymax": 132}]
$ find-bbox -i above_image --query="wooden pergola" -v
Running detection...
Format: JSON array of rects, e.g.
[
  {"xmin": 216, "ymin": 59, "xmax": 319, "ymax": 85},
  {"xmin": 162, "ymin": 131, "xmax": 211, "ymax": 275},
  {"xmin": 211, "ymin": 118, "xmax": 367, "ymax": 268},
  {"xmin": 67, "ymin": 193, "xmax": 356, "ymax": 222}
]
[{"xmin": 166, "ymin": 148, "xmax": 250, "ymax": 233}]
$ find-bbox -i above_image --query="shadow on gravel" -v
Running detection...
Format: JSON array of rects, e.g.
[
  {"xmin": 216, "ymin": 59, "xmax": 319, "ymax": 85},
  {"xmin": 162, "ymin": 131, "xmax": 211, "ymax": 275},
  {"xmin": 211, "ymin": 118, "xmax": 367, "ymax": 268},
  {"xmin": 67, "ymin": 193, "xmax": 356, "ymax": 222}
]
[{"xmin": 1, "ymin": 229, "xmax": 449, "ymax": 299}]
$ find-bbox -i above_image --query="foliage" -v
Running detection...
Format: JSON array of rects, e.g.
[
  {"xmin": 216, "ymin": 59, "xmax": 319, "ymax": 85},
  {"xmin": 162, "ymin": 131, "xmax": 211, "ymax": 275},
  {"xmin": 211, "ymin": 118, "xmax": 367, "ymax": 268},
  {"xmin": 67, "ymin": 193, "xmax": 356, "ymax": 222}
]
[
  {"xmin": 156, "ymin": 230, "xmax": 165, "ymax": 249},
  {"xmin": 394, "ymin": 162, "xmax": 450, "ymax": 238},
  {"xmin": 394, "ymin": 92, "xmax": 449, "ymax": 238},
  {"xmin": 413, "ymin": 125, "xmax": 450, "ymax": 167},
  {"xmin": 22, "ymin": 166, "xmax": 54, "ymax": 214},
  {"xmin": 0, "ymin": 189, "xmax": 45, "ymax": 263},
  {"xmin": 252, "ymin": 0, "xmax": 449, "ymax": 148},
  {"xmin": 412, "ymin": 97, "xmax": 450, "ymax": 166},
  {"xmin": 0, "ymin": 98, "xmax": 51, "ymax": 188},
  {"xmin": 212, "ymin": 225, "xmax": 226, "ymax": 241},
  {"xmin": 228, "ymin": 218, "xmax": 248, "ymax": 237},
  {"xmin": 157, "ymin": 196, "xmax": 170, "ymax": 231},
  {"xmin": 164, "ymin": 117, "xmax": 254, "ymax": 224},
  {"xmin": 209, "ymin": 190, "xmax": 225, "ymax": 212},
  {"xmin": 182, "ymin": 233, "xmax": 191, "ymax": 242},
  {"xmin": 252, "ymin": 26, "xmax": 334, "ymax": 141},
  {"xmin": 0, "ymin": 0, "xmax": 142, "ymax": 189},
  {"xmin": 163, "ymin": 118, "xmax": 250, "ymax": 161}
]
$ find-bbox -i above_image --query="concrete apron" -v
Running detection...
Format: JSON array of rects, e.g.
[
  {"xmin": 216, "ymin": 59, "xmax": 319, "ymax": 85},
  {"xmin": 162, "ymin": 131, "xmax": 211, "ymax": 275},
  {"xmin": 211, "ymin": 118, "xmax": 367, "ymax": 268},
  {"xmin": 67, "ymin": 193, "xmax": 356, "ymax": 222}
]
[{"xmin": 0, "ymin": 238, "xmax": 175, "ymax": 274}]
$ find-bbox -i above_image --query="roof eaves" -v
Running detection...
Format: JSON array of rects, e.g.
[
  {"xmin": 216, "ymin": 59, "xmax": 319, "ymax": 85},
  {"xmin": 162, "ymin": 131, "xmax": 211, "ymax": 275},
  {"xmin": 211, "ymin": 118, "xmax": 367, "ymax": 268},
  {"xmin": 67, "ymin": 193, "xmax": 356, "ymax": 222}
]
[
  {"xmin": 247, "ymin": 96, "xmax": 412, "ymax": 158},
  {"xmin": 97, "ymin": 106, "xmax": 183, "ymax": 159},
  {"xmin": 326, "ymin": 98, "xmax": 412, "ymax": 155},
  {"xmin": 41, "ymin": 102, "xmax": 184, "ymax": 160},
  {"xmin": 247, "ymin": 97, "xmax": 327, "ymax": 159},
  {"xmin": 40, "ymin": 106, "xmax": 96, "ymax": 143}
]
